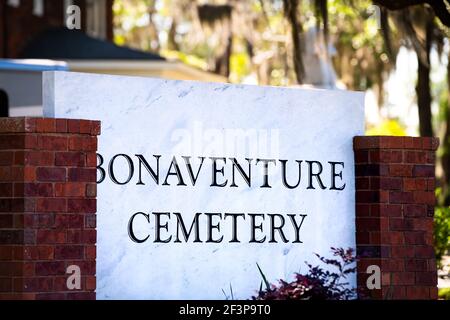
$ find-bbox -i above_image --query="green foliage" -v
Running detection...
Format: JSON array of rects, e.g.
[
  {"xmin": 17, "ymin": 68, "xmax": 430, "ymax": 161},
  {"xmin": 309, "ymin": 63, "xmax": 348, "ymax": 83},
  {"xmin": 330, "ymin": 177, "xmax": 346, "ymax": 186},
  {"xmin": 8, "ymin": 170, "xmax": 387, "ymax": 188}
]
[
  {"xmin": 434, "ymin": 191, "xmax": 450, "ymax": 265},
  {"xmin": 439, "ymin": 287, "xmax": 450, "ymax": 300}
]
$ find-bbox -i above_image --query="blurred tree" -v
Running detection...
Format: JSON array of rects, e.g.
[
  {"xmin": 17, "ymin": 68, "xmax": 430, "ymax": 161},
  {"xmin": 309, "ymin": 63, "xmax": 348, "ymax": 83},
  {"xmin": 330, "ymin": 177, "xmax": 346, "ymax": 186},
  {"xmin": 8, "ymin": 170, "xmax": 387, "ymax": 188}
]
[{"xmin": 111, "ymin": 0, "xmax": 450, "ymax": 205}]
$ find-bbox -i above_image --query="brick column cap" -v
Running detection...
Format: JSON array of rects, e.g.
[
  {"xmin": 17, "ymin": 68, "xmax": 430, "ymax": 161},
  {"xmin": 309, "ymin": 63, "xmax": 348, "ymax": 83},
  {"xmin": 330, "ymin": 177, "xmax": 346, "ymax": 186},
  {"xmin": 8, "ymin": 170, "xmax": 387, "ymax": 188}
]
[
  {"xmin": 0, "ymin": 117, "xmax": 101, "ymax": 136},
  {"xmin": 354, "ymin": 136, "xmax": 439, "ymax": 151}
]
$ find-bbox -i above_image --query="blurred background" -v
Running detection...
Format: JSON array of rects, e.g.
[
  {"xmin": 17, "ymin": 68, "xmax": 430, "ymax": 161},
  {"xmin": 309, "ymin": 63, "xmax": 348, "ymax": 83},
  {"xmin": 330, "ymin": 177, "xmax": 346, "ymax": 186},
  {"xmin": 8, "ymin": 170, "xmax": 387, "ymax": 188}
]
[{"xmin": 0, "ymin": 0, "xmax": 449, "ymax": 298}]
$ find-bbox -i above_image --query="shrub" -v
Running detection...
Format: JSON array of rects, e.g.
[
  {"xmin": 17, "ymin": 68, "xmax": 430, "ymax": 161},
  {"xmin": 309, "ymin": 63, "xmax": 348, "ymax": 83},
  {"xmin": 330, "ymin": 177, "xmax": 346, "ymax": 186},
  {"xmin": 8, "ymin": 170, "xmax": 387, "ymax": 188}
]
[
  {"xmin": 253, "ymin": 247, "xmax": 357, "ymax": 300},
  {"xmin": 434, "ymin": 205, "xmax": 450, "ymax": 266}
]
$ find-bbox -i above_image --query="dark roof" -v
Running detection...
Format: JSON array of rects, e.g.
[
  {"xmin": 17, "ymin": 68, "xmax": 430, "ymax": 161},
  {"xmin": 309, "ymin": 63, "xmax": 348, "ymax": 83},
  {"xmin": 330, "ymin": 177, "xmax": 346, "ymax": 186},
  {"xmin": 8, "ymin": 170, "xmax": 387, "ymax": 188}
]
[{"xmin": 20, "ymin": 27, "xmax": 165, "ymax": 61}]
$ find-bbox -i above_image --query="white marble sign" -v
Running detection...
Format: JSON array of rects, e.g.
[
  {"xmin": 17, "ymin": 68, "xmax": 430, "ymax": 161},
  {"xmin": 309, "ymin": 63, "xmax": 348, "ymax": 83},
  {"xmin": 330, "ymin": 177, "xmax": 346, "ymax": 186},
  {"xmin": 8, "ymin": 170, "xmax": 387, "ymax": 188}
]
[{"xmin": 43, "ymin": 71, "xmax": 364, "ymax": 300}]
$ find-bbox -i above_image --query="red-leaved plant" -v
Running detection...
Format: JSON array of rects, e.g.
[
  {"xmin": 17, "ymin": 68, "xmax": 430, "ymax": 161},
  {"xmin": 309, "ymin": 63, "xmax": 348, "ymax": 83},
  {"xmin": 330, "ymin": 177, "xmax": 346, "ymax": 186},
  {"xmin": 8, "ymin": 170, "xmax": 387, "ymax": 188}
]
[{"xmin": 252, "ymin": 247, "xmax": 357, "ymax": 300}]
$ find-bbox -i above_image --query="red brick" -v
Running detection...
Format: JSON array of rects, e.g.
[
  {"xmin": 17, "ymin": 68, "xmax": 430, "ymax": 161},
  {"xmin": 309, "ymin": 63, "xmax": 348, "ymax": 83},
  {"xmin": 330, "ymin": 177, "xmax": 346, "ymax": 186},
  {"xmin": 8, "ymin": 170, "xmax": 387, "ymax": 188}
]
[
  {"xmin": 36, "ymin": 167, "xmax": 66, "ymax": 182},
  {"xmin": 404, "ymin": 151, "xmax": 427, "ymax": 164},
  {"xmin": 370, "ymin": 150, "xmax": 403, "ymax": 164},
  {"xmin": 36, "ymin": 119, "xmax": 56, "ymax": 133},
  {"xmin": 55, "ymin": 183, "xmax": 86, "ymax": 197},
  {"xmin": 391, "ymin": 246, "xmax": 415, "ymax": 258},
  {"xmin": 356, "ymin": 204, "xmax": 371, "ymax": 217},
  {"xmin": 354, "ymin": 136, "xmax": 381, "ymax": 149},
  {"xmin": 0, "ymin": 278, "xmax": 12, "ymax": 292},
  {"xmin": 68, "ymin": 168, "xmax": 96, "ymax": 182},
  {"xmin": 404, "ymin": 231, "xmax": 425, "ymax": 244},
  {"xmin": 67, "ymin": 120, "xmax": 80, "ymax": 133},
  {"xmin": 23, "ymin": 214, "xmax": 54, "ymax": 229},
  {"xmin": 356, "ymin": 164, "xmax": 389, "ymax": 176},
  {"xmin": 82, "ymin": 137, "xmax": 97, "ymax": 151},
  {"xmin": 430, "ymin": 287, "xmax": 438, "ymax": 299},
  {"xmin": 403, "ymin": 178, "xmax": 427, "ymax": 191},
  {"xmin": 23, "ymin": 167, "xmax": 36, "ymax": 182},
  {"xmin": 426, "ymin": 178, "xmax": 435, "ymax": 191},
  {"xmin": 0, "ymin": 262, "xmax": 23, "ymax": 276},
  {"xmin": 53, "ymin": 276, "xmax": 70, "ymax": 292},
  {"xmin": 356, "ymin": 232, "xmax": 370, "ymax": 244},
  {"xmin": 35, "ymin": 261, "xmax": 65, "ymax": 276},
  {"xmin": 36, "ymin": 230, "xmax": 66, "ymax": 244},
  {"xmin": 67, "ymin": 199, "xmax": 96, "ymax": 213},
  {"xmin": 86, "ymin": 276, "xmax": 96, "ymax": 291},
  {"xmin": 354, "ymin": 150, "xmax": 369, "ymax": 163},
  {"xmin": 36, "ymin": 198, "xmax": 66, "ymax": 212},
  {"xmin": 372, "ymin": 204, "xmax": 402, "ymax": 217},
  {"xmin": 404, "ymin": 137, "xmax": 422, "ymax": 149},
  {"xmin": 86, "ymin": 184, "xmax": 96, "ymax": 198},
  {"xmin": 389, "ymin": 164, "xmax": 413, "ymax": 177},
  {"xmin": 37, "ymin": 136, "xmax": 68, "ymax": 151},
  {"xmin": 426, "ymin": 152, "xmax": 436, "ymax": 164},
  {"xmin": 14, "ymin": 183, "xmax": 53, "ymax": 197},
  {"xmin": 80, "ymin": 120, "xmax": 91, "ymax": 134},
  {"xmin": 54, "ymin": 214, "xmax": 84, "ymax": 228},
  {"xmin": 380, "ymin": 232, "xmax": 404, "ymax": 244},
  {"xmin": 383, "ymin": 137, "xmax": 404, "ymax": 149},
  {"xmin": 412, "ymin": 218, "xmax": 433, "ymax": 231},
  {"xmin": 371, "ymin": 177, "xmax": 402, "ymax": 190},
  {"xmin": 85, "ymin": 215, "xmax": 96, "ymax": 228},
  {"xmin": 356, "ymin": 177, "xmax": 369, "ymax": 190},
  {"xmin": 413, "ymin": 191, "xmax": 435, "ymax": 205},
  {"xmin": 20, "ymin": 263, "xmax": 36, "ymax": 279},
  {"xmin": 55, "ymin": 245, "xmax": 84, "ymax": 259},
  {"xmin": 86, "ymin": 153, "xmax": 97, "ymax": 167},
  {"xmin": 0, "ymin": 246, "xmax": 14, "ymax": 260},
  {"xmin": 0, "ymin": 183, "xmax": 13, "ymax": 197},
  {"xmin": 67, "ymin": 230, "xmax": 96, "ymax": 244},
  {"xmin": 0, "ymin": 214, "xmax": 13, "ymax": 228},
  {"xmin": 0, "ymin": 134, "xmax": 26, "ymax": 150},
  {"xmin": 415, "ymin": 246, "xmax": 434, "ymax": 258},
  {"xmin": 404, "ymin": 259, "xmax": 427, "ymax": 272},
  {"xmin": 17, "ymin": 151, "xmax": 53, "ymax": 166},
  {"xmin": 422, "ymin": 137, "xmax": 439, "ymax": 151},
  {"xmin": 406, "ymin": 286, "xmax": 431, "ymax": 299},
  {"xmin": 36, "ymin": 293, "xmax": 67, "ymax": 300},
  {"xmin": 389, "ymin": 218, "xmax": 414, "ymax": 231},
  {"xmin": 404, "ymin": 204, "xmax": 426, "ymax": 217},
  {"xmin": 66, "ymin": 292, "xmax": 95, "ymax": 300},
  {"xmin": 382, "ymin": 259, "xmax": 404, "ymax": 272},
  {"xmin": 392, "ymin": 272, "xmax": 415, "ymax": 285},
  {"xmin": 55, "ymin": 152, "xmax": 85, "ymax": 167},
  {"xmin": 0, "ymin": 118, "xmax": 26, "ymax": 133},
  {"xmin": 413, "ymin": 165, "xmax": 435, "ymax": 177},
  {"xmin": 91, "ymin": 121, "xmax": 101, "ymax": 136},
  {"xmin": 0, "ymin": 152, "xmax": 13, "ymax": 165},
  {"xmin": 22, "ymin": 277, "xmax": 53, "ymax": 292},
  {"xmin": 55, "ymin": 119, "xmax": 67, "ymax": 133},
  {"xmin": 389, "ymin": 192, "xmax": 414, "ymax": 204},
  {"xmin": 69, "ymin": 137, "xmax": 97, "ymax": 151},
  {"xmin": 85, "ymin": 246, "xmax": 96, "ymax": 260}
]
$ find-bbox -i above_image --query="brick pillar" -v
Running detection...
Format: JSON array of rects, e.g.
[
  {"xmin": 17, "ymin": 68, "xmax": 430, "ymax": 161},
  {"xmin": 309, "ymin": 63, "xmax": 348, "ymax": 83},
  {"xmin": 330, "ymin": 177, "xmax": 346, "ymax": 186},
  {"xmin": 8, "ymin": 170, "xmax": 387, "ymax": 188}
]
[
  {"xmin": 0, "ymin": 117, "xmax": 100, "ymax": 300},
  {"xmin": 354, "ymin": 136, "xmax": 439, "ymax": 300}
]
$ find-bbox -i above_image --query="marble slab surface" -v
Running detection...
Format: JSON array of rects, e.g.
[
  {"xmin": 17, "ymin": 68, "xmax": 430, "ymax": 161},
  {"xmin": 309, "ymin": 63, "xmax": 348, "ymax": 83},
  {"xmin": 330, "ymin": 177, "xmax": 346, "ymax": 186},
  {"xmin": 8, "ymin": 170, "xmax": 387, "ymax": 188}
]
[{"xmin": 43, "ymin": 71, "xmax": 364, "ymax": 299}]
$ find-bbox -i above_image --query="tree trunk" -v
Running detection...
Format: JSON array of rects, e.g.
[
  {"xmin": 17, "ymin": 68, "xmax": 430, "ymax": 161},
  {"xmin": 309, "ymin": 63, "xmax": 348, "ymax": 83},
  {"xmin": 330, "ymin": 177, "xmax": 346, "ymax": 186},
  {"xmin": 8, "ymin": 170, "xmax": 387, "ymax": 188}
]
[
  {"xmin": 147, "ymin": 1, "xmax": 160, "ymax": 51},
  {"xmin": 214, "ymin": 35, "xmax": 232, "ymax": 78},
  {"xmin": 283, "ymin": 0, "xmax": 304, "ymax": 84},
  {"xmin": 415, "ymin": 18, "xmax": 433, "ymax": 137},
  {"xmin": 167, "ymin": 20, "xmax": 179, "ymax": 51},
  {"xmin": 441, "ymin": 54, "xmax": 450, "ymax": 205}
]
